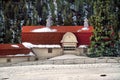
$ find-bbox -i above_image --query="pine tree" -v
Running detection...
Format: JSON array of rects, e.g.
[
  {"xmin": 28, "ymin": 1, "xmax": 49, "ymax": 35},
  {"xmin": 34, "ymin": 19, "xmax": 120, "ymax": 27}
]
[
  {"xmin": 113, "ymin": 0, "xmax": 120, "ymax": 38},
  {"xmin": 89, "ymin": 0, "xmax": 120, "ymax": 57},
  {"xmin": 0, "ymin": 5, "xmax": 5, "ymax": 43}
]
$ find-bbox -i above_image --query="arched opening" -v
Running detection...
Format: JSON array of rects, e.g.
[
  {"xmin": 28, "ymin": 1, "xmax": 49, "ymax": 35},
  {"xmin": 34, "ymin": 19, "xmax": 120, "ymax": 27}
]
[{"xmin": 61, "ymin": 32, "xmax": 78, "ymax": 54}]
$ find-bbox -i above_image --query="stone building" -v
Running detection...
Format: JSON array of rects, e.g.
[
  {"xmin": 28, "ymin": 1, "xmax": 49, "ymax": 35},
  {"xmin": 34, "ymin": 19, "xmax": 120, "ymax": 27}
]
[
  {"xmin": 0, "ymin": 26, "xmax": 93, "ymax": 63},
  {"xmin": 22, "ymin": 26, "xmax": 93, "ymax": 59}
]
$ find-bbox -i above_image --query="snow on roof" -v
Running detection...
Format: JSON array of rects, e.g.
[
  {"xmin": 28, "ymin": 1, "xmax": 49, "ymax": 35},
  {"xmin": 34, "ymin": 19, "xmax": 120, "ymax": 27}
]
[
  {"xmin": 7, "ymin": 52, "xmax": 35, "ymax": 57},
  {"xmin": 22, "ymin": 42, "xmax": 33, "ymax": 49},
  {"xmin": 14, "ymin": 54, "xmax": 26, "ymax": 56},
  {"xmin": 14, "ymin": 52, "xmax": 35, "ymax": 56},
  {"xmin": 31, "ymin": 27, "xmax": 57, "ymax": 32},
  {"xmin": 11, "ymin": 45, "xmax": 19, "ymax": 48},
  {"xmin": 22, "ymin": 42, "xmax": 61, "ymax": 49},
  {"xmin": 7, "ymin": 54, "xmax": 26, "ymax": 57},
  {"xmin": 78, "ymin": 45, "xmax": 88, "ymax": 48},
  {"xmin": 32, "ymin": 45, "xmax": 61, "ymax": 48}
]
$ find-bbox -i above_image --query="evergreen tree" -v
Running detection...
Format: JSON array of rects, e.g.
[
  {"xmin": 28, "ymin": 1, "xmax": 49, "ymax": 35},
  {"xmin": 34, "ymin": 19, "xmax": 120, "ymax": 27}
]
[
  {"xmin": 113, "ymin": 0, "xmax": 120, "ymax": 37},
  {"xmin": 0, "ymin": 1, "xmax": 5, "ymax": 43},
  {"xmin": 89, "ymin": 0, "xmax": 120, "ymax": 57}
]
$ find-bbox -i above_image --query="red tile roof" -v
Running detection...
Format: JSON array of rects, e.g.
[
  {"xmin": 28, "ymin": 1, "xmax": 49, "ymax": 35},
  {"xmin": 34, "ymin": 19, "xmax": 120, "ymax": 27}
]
[
  {"xmin": 22, "ymin": 26, "xmax": 93, "ymax": 45},
  {"xmin": 0, "ymin": 44, "xmax": 30, "ymax": 56}
]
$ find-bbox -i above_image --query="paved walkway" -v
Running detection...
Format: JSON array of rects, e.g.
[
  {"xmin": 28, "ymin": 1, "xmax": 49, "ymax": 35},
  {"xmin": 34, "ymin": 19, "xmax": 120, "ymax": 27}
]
[{"xmin": 0, "ymin": 63, "xmax": 120, "ymax": 80}]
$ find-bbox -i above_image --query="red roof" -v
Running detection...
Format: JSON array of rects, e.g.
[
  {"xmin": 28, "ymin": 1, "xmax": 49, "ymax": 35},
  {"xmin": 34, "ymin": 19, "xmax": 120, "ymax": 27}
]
[
  {"xmin": 22, "ymin": 26, "xmax": 93, "ymax": 45},
  {"xmin": 0, "ymin": 44, "xmax": 30, "ymax": 56}
]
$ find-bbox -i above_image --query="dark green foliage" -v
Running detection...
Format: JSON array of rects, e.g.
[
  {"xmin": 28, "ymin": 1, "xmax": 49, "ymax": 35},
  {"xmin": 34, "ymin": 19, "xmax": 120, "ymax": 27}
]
[
  {"xmin": 89, "ymin": 0, "xmax": 120, "ymax": 57},
  {"xmin": 0, "ymin": 1, "xmax": 5, "ymax": 43}
]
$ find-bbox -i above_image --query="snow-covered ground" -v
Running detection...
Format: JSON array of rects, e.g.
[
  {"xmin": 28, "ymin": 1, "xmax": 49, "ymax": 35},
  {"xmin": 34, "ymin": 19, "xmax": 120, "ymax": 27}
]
[
  {"xmin": 0, "ymin": 63, "xmax": 120, "ymax": 80},
  {"xmin": 49, "ymin": 54, "xmax": 87, "ymax": 60}
]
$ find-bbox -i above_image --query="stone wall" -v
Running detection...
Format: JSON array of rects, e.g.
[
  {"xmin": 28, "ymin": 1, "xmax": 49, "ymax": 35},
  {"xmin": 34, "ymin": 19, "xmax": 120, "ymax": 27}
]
[{"xmin": 0, "ymin": 56, "xmax": 36, "ymax": 64}]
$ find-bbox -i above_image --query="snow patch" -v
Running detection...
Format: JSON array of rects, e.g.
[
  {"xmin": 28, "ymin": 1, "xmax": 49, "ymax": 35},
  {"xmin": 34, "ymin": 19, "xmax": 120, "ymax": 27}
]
[
  {"xmin": 14, "ymin": 54, "xmax": 26, "ymax": 56},
  {"xmin": 7, "ymin": 54, "xmax": 26, "ymax": 57},
  {"xmin": 49, "ymin": 54, "xmax": 87, "ymax": 60},
  {"xmin": 7, "ymin": 52, "xmax": 35, "ymax": 57},
  {"xmin": 28, "ymin": 52, "xmax": 35, "ymax": 56},
  {"xmin": 11, "ymin": 45, "xmax": 19, "ymax": 48},
  {"xmin": 22, "ymin": 42, "xmax": 33, "ymax": 49},
  {"xmin": 22, "ymin": 42, "xmax": 61, "ymax": 49},
  {"xmin": 31, "ymin": 27, "xmax": 57, "ymax": 32},
  {"xmin": 32, "ymin": 45, "xmax": 61, "ymax": 48},
  {"xmin": 79, "ymin": 45, "xmax": 88, "ymax": 48},
  {"xmin": 81, "ymin": 27, "xmax": 89, "ymax": 30}
]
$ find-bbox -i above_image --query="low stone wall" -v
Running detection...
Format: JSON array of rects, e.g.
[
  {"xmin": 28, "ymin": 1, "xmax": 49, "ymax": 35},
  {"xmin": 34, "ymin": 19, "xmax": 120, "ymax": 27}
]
[
  {"xmin": 0, "ymin": 56, "xmax": 36, "ymax": 64},
  {"xmin": 48, "ymin": 57, "xmax": 120, "ymax": 64},
  {"xmin": 0, "ymin": 57, "xmax": 119, "ymax": 67}
]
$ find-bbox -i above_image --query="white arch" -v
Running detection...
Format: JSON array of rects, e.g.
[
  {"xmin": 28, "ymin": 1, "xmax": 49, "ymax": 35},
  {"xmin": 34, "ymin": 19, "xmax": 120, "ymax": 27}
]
[{"xmin": 61, "ymin": 32, "xmax": 78, "ymax": 43}]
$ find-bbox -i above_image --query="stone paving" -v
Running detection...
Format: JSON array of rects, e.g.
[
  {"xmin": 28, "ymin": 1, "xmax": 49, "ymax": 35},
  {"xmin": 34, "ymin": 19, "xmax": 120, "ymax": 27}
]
[{"xmin": 0, "ymin": 63, "xmax": 120, "ymax": 80}]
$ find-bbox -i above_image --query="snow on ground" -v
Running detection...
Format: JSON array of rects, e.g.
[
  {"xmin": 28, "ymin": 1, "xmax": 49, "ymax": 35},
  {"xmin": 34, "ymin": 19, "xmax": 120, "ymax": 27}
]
[
  {"xmin": 0, "ymin": 63, "xmax": 120, "ymax": 80},
  {"xmin": 31, "ymin": 27, "xmax": 57, "ymax": 32},
  {"xmin": 49, "ymin": 54, "xmax": 87, "ymax": 60},
  {"xmin": 22, "ymin": 42, "xmax": 61, "ymax": 49}
]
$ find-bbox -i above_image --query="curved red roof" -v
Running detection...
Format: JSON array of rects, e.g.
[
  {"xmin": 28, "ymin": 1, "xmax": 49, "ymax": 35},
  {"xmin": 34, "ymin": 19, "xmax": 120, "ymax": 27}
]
[{"xmin": 22, "ymin": 26, "xmax": 93, "ymax": 45}]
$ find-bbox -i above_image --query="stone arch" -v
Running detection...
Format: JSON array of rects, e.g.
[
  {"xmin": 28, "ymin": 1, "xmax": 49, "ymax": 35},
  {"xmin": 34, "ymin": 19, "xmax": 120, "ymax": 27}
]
[{"xmin": 61, "ymin": 32, "xmax": 78, "ymax": 47}]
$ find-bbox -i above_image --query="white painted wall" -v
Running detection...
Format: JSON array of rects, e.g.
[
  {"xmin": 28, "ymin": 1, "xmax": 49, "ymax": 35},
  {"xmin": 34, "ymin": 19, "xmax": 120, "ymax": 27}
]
[
  {"xmin": 10, "ymin": 57, "xmax": 29, "ymax": 63},
  {"xmin": 32, "ymin": 48, "xmax": 63, "ymax": 59},
  {"xmin": 0, "ymin": 58, "xmax": 7, "ymax": 63}
]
